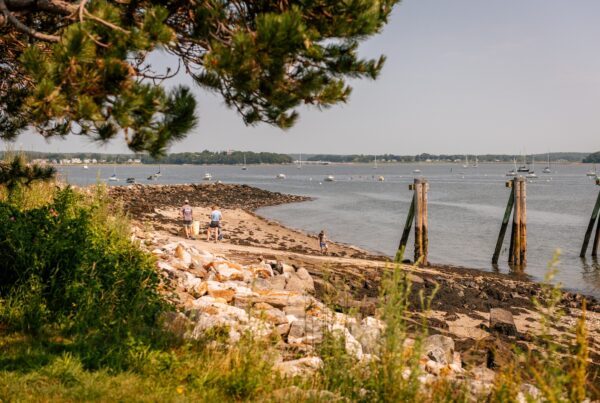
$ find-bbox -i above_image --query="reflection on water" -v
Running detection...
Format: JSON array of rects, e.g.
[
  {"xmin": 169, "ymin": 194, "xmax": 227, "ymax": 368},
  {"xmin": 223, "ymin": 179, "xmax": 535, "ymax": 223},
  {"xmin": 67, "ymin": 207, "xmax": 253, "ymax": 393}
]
[{"xmin": 57, "ymin": 163, "xmax": 600, "ymax": 297}]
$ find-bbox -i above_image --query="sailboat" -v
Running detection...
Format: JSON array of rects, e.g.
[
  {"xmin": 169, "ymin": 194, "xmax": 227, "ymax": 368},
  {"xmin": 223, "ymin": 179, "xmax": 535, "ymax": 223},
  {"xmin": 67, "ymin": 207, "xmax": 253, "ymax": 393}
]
[
  {"xmin": 108, "ymin": 165, "xmax": 119, "ymax": 181},
  {"xmin": 472, "ymin": 155, "xmax": 478, "ymax": 168},
  {"xmin": 517, "ymin": 154, "xmax": 529, "ymax": 172},
  {"xmin": 526, "ymin": 157, "xmax": 537, "ymax": 179},
  {"xmin": 587, "ymin": 165, "xmax": 598, "ymax": 177},
  {"xmin": 506, "ymin": 157, "xmax": 517, "ymax": 177},
  {"xmin": 242, "ymin": 154, "xmax": 247, "ymax": 170},
  {"xmin": 372, "ymin": 155, "xmax": 378, "ymax": 169},
  {"xmin": 147, "ymin": 165, "xmax": 161, "ymax": 180},
  {"xmin": 154, "ymin": 165, "xmax": 162, "ymax": 177},
  {"xmin": 297, "ymin": 153, "xmax": 302, "ymax": 169},
  {"xmin": 462, "ymin": 155, "xmax": 469, "ymax": 169},
  {"xmin": 543, "ymin": 153, "xmax": 551, "ymax": 174}
]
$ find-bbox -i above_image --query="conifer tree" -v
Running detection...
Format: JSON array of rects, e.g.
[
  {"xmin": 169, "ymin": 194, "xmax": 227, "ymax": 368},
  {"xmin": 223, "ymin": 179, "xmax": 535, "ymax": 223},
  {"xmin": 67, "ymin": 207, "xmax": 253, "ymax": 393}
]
[
  {"xmin": 1, "ymin": 0, "xmax": 400, "ymax": 156},
  {"xmin": 0, "ymin": 154, "xmax": 56, "ymax": 192}
]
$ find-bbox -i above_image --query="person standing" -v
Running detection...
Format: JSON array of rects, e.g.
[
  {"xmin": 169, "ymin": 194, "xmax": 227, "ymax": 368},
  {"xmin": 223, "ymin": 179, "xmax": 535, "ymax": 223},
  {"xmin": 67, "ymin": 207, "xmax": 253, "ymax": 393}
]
[
  {"xmin": 318, "ymin": 230, "xmax": 328, "ymax": 255},
  {"xmin": 207, "ymin": 205, "xmax": 223, "ymax": 242},
  {"xmin": 181, "ymin": 199, "xmax": 194, "ymax": 239}
]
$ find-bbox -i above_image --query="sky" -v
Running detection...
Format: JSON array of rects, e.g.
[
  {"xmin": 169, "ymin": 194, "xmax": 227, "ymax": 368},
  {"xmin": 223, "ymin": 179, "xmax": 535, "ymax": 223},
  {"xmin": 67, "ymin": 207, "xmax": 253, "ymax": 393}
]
[{"xmin": 9, "ymin": 0, "xmax": 600, "ymax": 155}]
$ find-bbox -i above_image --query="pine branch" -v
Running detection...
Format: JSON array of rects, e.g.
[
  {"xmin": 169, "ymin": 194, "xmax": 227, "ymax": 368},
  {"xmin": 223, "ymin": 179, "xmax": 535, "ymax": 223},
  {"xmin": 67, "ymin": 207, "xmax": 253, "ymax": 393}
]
[{"xmin": 0, "ymin": 0, "xmax": 60, "ymax": 41}]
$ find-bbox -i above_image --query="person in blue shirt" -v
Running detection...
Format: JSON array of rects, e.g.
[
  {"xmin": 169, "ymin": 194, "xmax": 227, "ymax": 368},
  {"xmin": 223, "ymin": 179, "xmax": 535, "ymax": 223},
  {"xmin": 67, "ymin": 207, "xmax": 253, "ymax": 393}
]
[{"xmin": 207, "ymin": 205, "xmax": 223, "ymax": 242}]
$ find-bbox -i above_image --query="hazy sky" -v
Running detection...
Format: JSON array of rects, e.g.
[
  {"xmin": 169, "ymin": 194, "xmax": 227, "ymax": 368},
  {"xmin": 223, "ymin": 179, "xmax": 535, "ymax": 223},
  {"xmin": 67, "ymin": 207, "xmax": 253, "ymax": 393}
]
[{"xmin": 10, "ymin": 0, "xmax": 600, "ymax": 155}]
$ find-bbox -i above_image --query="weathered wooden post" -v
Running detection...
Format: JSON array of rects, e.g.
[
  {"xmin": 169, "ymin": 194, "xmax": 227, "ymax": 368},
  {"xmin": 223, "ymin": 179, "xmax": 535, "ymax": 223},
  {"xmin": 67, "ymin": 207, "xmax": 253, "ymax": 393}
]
[
  {"xmin": 581, "ymin": 178, "xmax": 600, "ymax": 257},
  {"xmin": 422, "ymin": 180, "xmax": 429, "ymax": 266},
  {"xmin": 396, "ymin": 178, "xmax": 428, "ymax": 265},
  {"xmin": 414, "ymin": 178, "xmax": 424, "ymax": 263},
  {"xmin": 492, "ymin": 181, "xmax": 515, "ymax": 264},
  {"xmin": 519, "ymin": 178, "xmax": 527, "ymax": 264},
  {"xmin": 510, "ymin": 177, "xmax": 522, "ymax": 266},
  {"xmin": 395, "ymin": 195, "xmax": 415, "ymax": 262}
]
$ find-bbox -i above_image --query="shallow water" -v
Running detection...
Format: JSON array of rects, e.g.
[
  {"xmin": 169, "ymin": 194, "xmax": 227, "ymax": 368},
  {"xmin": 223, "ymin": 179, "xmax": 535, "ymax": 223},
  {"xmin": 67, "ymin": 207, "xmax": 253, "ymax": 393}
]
[{"xmin": 57, "ymin": 162, "xmax": 600, "ymax": 297}]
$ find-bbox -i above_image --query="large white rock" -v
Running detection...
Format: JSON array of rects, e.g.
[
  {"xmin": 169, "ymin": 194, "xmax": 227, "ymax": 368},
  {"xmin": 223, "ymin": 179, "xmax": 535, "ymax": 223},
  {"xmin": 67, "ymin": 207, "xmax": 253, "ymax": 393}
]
[
  {"xmin": 273, "ymin": 357, "xmax": 323, "ymax": 378},
  {"xmin": 288, "ymin": 318, "xmax": 324, "ymax": 345},
  {"xmin": 349, "ymin": 316, "xmax": 385, "ymax": 354},
  {"xmin": 423, "ymin": 335, "xmax": 455, "ymax": 365},
  {"xmin": 327, "ymin": 323, "xmax": 364, "ymax": 361},
  {"xmin": 249, "ymin": 263, "xmax": 274, "ymax": 279},
  {"xmin": 267, "ymin": 275, "xmax": 287, "ymax": 291},
  {"xmin": 215, "ymin": 263, "xmax": 245, "ymax": 282}
]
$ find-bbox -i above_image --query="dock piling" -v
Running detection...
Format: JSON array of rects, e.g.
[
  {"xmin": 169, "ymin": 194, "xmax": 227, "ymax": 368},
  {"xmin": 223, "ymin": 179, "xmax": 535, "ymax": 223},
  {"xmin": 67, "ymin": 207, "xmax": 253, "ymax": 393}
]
[
  {"xmin": 492, "ymin": 181, "xmax": 514, "ymax": 264},
  {"xmin": 581, "ymin": 179, "xmax": 600, "ymax": 257},
  {"xmin": 396, "ymin": 178, "xmax": 429, "ymax": 266}
]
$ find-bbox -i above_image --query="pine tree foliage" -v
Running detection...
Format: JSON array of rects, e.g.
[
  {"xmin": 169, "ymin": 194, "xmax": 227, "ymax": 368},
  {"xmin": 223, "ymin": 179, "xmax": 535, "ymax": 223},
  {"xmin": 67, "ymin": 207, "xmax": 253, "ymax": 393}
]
[
  {"xmin": 1, "ymin": 0, "xmax": 400, "ymax": 156},
  {"xmin": 0, "ymin": 155, "xmax": 56, "ymax": 191}
]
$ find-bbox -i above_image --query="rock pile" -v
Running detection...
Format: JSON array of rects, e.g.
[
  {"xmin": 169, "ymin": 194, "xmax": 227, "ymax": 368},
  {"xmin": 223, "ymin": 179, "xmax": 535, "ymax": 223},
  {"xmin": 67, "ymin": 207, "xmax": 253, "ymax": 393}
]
[{"xmin": 133, "ymin": 231, "xmax": 542, "ymax": 398}]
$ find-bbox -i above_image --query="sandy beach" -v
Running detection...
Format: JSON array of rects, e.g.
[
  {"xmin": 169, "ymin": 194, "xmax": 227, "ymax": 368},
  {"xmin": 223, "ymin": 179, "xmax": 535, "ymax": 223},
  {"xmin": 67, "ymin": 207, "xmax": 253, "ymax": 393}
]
[{"xmin": 110, "ymin": 183, "xmax": 600, "ymax": 375}]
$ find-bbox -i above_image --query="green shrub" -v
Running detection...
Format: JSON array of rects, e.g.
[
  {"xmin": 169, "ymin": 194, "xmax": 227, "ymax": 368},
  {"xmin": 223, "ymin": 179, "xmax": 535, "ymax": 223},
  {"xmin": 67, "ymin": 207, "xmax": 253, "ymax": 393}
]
[{"xmin": 0, "ymin": 186, "xmax": 167, "ymax": 368}]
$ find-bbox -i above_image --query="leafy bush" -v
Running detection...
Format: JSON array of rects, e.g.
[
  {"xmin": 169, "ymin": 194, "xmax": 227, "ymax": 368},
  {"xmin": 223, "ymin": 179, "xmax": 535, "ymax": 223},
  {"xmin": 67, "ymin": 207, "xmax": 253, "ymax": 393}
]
[{"xmin": 0, "ymin": 186, "xmax": 167, "ymax": 368}]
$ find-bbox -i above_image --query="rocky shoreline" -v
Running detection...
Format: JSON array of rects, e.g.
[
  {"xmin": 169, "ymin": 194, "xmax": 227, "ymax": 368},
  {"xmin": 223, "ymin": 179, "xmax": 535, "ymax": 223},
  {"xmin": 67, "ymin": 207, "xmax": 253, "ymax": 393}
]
[{"xmin": 110, "ymin": 183, "xmax": 600, "ymax": 391}]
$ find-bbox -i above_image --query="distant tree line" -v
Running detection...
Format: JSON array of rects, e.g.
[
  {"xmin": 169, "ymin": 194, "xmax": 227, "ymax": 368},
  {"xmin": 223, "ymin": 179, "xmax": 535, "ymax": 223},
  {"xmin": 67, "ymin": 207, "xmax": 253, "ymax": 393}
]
[
  {"xmin": 0, "ymin": 151, "xmax": 293, "ymax": 165},
  {"xmin": 583, "ymin": 152, "xmax": 600, "ymax": 163},
  {"xmin": 142, "ymin": 151, "xmax": 292, "ymax": 165},
  {"xmin": 3, "ymin": 151, "xmax": 595, "ymax": 164},
  {"xmin": 306, "ymin": 152, "xmax": 590, "ymax": 163}
]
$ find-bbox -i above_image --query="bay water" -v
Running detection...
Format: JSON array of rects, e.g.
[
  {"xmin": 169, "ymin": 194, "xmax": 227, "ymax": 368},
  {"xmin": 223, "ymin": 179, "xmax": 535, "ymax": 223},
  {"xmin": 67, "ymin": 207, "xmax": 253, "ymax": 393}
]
[{"xmin": 57, "ymin": 162, "xmax": 600, "ymax": 297}]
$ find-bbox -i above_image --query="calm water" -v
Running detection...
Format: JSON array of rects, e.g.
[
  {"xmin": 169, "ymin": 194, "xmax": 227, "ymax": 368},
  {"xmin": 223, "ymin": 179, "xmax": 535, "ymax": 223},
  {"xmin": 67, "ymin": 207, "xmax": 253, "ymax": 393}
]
[{"xmin": 57, "ymin": 163, "xmax": 600, "ymax": 297}]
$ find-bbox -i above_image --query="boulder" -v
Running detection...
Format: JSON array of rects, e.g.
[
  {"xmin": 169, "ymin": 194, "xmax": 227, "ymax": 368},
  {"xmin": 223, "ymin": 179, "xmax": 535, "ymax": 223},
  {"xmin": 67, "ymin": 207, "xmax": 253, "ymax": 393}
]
[
  {"xmin": 281, "ymin": 263, "xmax": 295, "ymax": 274},
  {"xmin": 267, "ymin": 275, "xmax": 287, "ymax": 291},
  {"xmin": 276, "ymin": 323, "xmax": 291, "ymax": 338},
  {"xmin": 159, "ymin": 311, "xmax": 192, "ymax": 339},
  {"xmin": 204, "ymin": 281, "xmax": 236, "ymax": 302},
  {"xmin": 350, "ymin": 316, "xmax": 384, "ymax": 354},
  {"xmin": 238, "ymin": 292, "xmax": 311, "ymax": 309},
  {"xmin": 295, "ymin": 268, "xmax": 315, "ymax": 293},
  {"xmin": 288, "ymin": 318, "xmax": 324, "ymax": 345},
  {"xmin": 215, "ymin": 264, "xmax": 245, "ymax": 282},
  {"xmin": 285, "ymin": 273, "xmax": 314, "ymax": 294},
  {"xmin": 327, "ymin": 323, "xmax": 364, "ymax": 360},
  {"xmin": 489, "ymin": 308, "xmax": 517, "ymax": 336},
  {"xmin": 249, "ymin": 263, "xmax": 274, "ymax": 279},
  {"xmin": 423, "ymin": 334, "xmax": 455, "ymax": 365},
  {"xmin": 250, "ymin": 278, "xmax": 272, "ymax": 292},
  {"xmin": 273, "ymin": 357, "xmax": 323, "ymax": 378},
  {"xmin": 175, "ymin": 244, "xmax": 192, "ymax": 265},
  {"xmin": 253, "ymin": 307, "xmax": 288, "ymax": 325}
]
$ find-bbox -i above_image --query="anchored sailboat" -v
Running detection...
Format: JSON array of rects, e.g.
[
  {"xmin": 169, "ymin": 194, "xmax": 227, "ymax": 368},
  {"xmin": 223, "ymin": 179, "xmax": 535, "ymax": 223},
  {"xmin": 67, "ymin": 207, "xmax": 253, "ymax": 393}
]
[{"xmin": 543, "ymin": 153, "xmax": 551, "ymax": 174}]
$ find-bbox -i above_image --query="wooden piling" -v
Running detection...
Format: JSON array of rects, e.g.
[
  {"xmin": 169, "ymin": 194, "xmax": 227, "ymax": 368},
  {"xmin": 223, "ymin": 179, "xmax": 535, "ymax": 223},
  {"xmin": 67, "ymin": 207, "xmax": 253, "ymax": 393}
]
[
  {"xmin": 492, "ymin": 183, "xmax": 514, "ymax": 264},
  {"xmin": 422, "ymin": 182, "xmax": 429, "ymax": 266},
  {"xmin": 395, "ymin": 196, "xmax": 415, "ymax": 262},
  {"xmin": 592, "ymin": 215, "xmax": 600, "ymax": 257},
  {"xmin": 414, "ymin": 178, "xmax": 423, "ymax": 263},
  {"xmin": 519, "ymin": 178, "xmax": 527, "ymax": 264},
  {"xmin": 511, "ymin": 177, "xmax": 521, "ymax": 266},
  {"xmin": 580, "ymin": 190, "xmax": 600, "ymax": 257}
]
